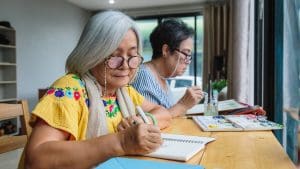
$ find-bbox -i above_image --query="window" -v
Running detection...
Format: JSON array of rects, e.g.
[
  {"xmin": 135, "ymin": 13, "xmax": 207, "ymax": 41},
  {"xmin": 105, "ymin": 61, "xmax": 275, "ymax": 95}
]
[
  {"xmin": 175, "ymin": 79, "xmax": 192, "ymax": 88},
  {"xmin": 135, "ymin": 13, "xmax": 203, "ymax": 85},
  {"xmin": 135, "ymin": 19, "xmax": 157, "ymax": 62},
  {"xmin": 282, "ymin": 0, "xmax": 300, "ymax": 163},
  {"xmin": 135, "ymin": 14, "xmax": 203, "ymax": 102}
]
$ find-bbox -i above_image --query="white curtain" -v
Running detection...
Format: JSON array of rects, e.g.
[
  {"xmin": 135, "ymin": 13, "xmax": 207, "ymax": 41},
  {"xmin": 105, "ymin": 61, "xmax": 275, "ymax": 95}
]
[{"xmin": 227, "ymin": 0, "xmax": 254, "ymax": 104}]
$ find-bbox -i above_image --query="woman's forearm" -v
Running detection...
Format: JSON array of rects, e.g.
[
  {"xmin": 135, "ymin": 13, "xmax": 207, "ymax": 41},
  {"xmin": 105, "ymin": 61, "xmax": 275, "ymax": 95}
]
[
  {"xmin": 150, "ymin": 108, "xmax": 172, "ymax": 129},
  {"xmin": 26, "ymin": 134, "xmax": 124, "ymax": 169},
  {"xmin": 168, "ymin": 101, "xmax": 189, "ymax": 118}
]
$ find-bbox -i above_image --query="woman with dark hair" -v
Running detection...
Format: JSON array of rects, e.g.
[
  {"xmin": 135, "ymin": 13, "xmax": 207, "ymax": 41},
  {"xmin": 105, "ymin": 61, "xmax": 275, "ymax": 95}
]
[{"xmin": 132, "ymin": 19, "xmax": 203, "ymax": 117}]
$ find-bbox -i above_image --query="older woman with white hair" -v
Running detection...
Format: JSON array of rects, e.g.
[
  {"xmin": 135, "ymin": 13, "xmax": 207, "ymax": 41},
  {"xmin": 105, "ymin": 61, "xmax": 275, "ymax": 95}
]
[{"xmin": 22, "ymin": 11, "xmax": 172, "ymax": 169}]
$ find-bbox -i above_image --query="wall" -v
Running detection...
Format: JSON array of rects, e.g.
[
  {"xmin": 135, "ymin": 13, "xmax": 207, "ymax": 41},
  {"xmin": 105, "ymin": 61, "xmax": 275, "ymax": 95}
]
[{"xmin": 0, "ymin": 0, "xmax": 91, "ymax": 110}]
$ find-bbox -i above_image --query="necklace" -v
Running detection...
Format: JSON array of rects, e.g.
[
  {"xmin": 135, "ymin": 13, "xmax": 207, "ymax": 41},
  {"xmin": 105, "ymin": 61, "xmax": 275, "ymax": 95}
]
[{"xmin": 149, "ymin": 62, "xmax": 167, "ymax": 80}]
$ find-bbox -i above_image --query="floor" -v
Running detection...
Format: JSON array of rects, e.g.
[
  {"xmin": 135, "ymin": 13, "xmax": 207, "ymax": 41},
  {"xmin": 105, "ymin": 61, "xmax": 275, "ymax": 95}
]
[{"xmin": 0, "ymin": 148, "xmax": 23, "ymax": 169}]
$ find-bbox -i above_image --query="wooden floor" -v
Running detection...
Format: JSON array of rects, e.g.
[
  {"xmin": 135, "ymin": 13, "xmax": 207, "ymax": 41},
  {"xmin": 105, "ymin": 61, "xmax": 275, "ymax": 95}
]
[{"xmin": 0, "ymin": 148, "xmax": 23, "ymax": 169}]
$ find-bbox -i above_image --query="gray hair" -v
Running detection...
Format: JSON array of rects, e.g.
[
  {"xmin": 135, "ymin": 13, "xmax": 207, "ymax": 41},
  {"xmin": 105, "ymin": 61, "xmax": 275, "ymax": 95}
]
[{"xmin": 66, "ymin": 10, "xmax": 142, "ymax": 75}]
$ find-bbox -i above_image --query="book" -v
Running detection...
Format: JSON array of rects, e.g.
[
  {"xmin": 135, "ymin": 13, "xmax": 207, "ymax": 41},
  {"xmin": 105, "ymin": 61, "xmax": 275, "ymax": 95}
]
[
  {"xmin": 187, "ymin": 99, "xmax": 247, "ymax": 115},
  {"xmin": 193, "ymin": 115, "xmax": 283, "ymax": 131},
  {"xmin": 145, "ymin": 133, "xmax": 215, "ymax": 161},
  {"xmin": 95, "ymin": 157, "xmax": 204, "ymax": 169}
]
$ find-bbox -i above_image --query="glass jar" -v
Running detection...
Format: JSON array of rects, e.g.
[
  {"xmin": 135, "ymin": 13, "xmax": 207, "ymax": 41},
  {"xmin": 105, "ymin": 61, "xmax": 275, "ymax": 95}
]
[{"xmin": 204, "ymin": 90, "xmax": 218, "ymax": 116}]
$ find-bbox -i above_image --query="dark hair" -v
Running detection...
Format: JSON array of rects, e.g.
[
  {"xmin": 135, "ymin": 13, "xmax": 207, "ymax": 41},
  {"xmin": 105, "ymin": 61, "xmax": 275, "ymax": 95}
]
[{"xmin": 150, "ymin": 18, "xmax": 194, "ymax": 60}]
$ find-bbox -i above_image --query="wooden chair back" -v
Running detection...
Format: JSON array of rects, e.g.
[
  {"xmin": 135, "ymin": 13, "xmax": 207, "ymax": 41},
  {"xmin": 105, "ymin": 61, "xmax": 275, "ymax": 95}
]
[{"xmin": 0, "ymin": 100, "xmax": 31, "ymax": 154}]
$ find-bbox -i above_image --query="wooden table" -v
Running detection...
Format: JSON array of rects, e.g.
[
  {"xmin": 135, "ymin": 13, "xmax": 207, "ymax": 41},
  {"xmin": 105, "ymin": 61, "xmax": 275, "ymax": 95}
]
[{"xmin": 134, "ymin": 118, "xmax": 296, "ymax": 169}]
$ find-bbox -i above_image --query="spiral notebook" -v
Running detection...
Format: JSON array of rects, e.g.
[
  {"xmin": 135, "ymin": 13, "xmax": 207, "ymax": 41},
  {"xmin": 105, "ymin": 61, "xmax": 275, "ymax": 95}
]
[{"xmin": 145, "ymin": 133, "xmax": 215, "ymax": 161}]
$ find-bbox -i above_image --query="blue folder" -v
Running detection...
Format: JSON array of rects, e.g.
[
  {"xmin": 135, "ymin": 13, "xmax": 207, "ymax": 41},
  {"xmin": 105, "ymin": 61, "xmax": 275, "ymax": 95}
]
[{"xmin": 95, "ymin": 157, "xmax": 204, "ymax": 169}]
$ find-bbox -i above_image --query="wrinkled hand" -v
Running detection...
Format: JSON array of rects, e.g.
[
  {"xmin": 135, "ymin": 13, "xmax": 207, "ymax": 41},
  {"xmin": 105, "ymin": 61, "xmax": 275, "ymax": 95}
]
[
  {"xmin": 178, "ymin": 86, "xmax": 203, "ymax": 109},
  {"xmin": 117, "ymin": 115, "xmax": 144, "ymax": 131},
  {"xmin": 118, "ymin": 124, "xmax": 162, "ymax": 155}
]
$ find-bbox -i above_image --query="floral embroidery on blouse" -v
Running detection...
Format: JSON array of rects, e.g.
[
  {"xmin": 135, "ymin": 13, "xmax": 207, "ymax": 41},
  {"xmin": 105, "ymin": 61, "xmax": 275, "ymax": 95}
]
[
  {"xmin": 102, "ymin": 96, "xmax": 120, "ymax": 118},
  {"xmin": 46, "ymin": 75, "xmax": 89, "ymax": 105}
]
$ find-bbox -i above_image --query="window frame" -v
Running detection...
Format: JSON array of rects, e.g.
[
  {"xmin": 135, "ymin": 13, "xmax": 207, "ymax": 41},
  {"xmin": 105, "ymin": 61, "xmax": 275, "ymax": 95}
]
[{"xmin": 134, "ymin": 12, "xmax": 203, "ymax": 85}]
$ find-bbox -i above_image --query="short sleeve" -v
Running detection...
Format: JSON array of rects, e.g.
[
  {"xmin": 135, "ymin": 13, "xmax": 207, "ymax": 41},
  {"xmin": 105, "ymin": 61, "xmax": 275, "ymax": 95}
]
[
  {"xmin": 126, "ymin": 86, "xmax": 144, "ymax": 106},
  {"xmin": 132, "ymin": 64, "xmax": 173, "ymax": 108},
  {"xmin": 31, "ymin": 74, "xmax": 89, "ymax": 140}
]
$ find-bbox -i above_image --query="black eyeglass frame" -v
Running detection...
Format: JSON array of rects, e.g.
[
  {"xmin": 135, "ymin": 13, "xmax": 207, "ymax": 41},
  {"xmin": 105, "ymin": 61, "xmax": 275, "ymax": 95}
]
[
  {"xmin": 105, "ymin": 55, "xmax": 144, "ymax": 69},
  {"xmin": 174, "ymin": 48, "xmax": 192, "ymax": 63}
]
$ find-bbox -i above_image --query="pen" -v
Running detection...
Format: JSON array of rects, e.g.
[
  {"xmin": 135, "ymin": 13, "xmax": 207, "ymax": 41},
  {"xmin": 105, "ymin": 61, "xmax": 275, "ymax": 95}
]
[{"xmin": 136, "ymin": 106, "xmax": 151, "ymax": 124}]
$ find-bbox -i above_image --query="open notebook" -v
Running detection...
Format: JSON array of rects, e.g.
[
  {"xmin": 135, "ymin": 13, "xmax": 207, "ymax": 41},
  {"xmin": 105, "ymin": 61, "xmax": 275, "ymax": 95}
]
[
  {"xmin": 187, "ymin": 99, "xmax": 247, "ymax": 115},
  {"xmin": 145, "ymin": 133, "xmax": 215, "ymax": 161},
  {"xmin": 193, "ymin": 115, "xmax": 283, "ymax": 131}
]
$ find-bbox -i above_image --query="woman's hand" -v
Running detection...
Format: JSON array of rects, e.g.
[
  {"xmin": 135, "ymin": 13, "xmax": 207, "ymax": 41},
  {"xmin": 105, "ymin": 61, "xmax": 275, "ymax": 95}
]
[
  {"xmin": 117, "ymin": 115, "xmax": 144, "ymax": 131},
  {"xmin": 178, "ymin": 86, "xmax": 203, "ymax": 109},
  {"xmin": 118, "ymin": 123, "xmax": 162, "ymax": 155}
]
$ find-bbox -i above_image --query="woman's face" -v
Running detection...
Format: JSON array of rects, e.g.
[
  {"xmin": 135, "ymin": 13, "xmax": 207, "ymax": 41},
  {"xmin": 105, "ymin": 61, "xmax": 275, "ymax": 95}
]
[
  {"xmin": 91, "ymin": 29, "xmax": 141, "ymax": 92},
  {"xmin": 167, "ymin": 37, "xmax": 193, "ymax": 77}
]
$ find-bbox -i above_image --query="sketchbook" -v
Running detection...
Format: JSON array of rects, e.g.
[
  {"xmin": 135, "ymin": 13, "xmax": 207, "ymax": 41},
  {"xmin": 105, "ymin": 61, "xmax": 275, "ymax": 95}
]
[
  {"xmin": 193, "ymin": 115, "xmax": 283, "ymax": 131},
  {"xmin": 144, "ymin": 133, "xmax": 215, "ymax": 161},
  {"xmin": 95, "ymin": 157, "xmax": 204, "ymax": 169},
  {"xmin": 187, "ymin": 99, "xmax": 247, "ymax": 115}
]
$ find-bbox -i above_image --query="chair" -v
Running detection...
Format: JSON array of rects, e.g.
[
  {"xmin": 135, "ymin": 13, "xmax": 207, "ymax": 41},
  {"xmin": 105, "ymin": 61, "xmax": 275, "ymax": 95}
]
[{"xmin": 0, "ymin": 100, "xmax": 31, "ymax": 154}]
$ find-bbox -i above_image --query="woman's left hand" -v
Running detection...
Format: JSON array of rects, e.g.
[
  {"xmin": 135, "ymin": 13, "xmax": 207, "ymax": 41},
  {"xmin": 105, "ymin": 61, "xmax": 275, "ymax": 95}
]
[{"xmin": 117, "ymin": 115, "xmax": 144, "ymax": 131}]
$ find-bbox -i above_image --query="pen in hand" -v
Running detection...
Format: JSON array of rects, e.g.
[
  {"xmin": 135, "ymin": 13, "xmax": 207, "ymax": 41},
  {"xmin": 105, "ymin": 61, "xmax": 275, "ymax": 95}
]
[{"xmin": 136, "ymin": 106, "xmax": 151, "ymax": 124}]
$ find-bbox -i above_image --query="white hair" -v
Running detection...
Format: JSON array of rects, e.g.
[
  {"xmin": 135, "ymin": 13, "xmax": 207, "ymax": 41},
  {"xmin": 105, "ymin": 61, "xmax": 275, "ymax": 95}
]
[{"xmin": 66, "ymin": 10, "xmax": 142, "ymax": 75}]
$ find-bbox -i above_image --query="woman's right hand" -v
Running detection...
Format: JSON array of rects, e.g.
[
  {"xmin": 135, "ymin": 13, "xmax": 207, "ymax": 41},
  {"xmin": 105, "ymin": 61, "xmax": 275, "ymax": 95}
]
[
  {"xmin": 118, "ymin": 123, "xmax": 162, "ymax": 155},
  {"xmin": 178, "ymin": 86, "xmax": 203, "ymax": 109},
  {"xmin": 117, "ymin": 115, "xmax": 144, "ymax": 131}
]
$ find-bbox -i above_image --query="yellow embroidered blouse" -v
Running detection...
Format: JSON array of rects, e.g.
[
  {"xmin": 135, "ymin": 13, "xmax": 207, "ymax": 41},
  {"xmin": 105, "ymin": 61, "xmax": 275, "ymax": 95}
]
[{"xmin": 31, "ymin": 74, "xmax": 144, "ymax": 140}]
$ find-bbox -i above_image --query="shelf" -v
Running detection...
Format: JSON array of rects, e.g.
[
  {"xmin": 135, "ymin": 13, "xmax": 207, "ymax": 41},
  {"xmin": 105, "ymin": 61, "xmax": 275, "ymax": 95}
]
[
  {"xmin": 0, "ymin": 44, "xmax": 16, "ymax": 49},
  {"xmin": 0, "ymin": 26, "xmax": 15, "ymax": 32},
  {"xmin": 0, "ymin": 62, "xmax": 16, "ymax": 66},
  {"xmin": 0, "ymin": 98, "xmax": 17, "ymax": 102},
  {"xmin": 0, "ymin": 81, "xmax": 16, "ymax": 84}
]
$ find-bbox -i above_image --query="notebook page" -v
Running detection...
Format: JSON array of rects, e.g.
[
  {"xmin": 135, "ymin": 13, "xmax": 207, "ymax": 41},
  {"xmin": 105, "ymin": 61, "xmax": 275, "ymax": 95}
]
[
  {"xmin": 225, "ymin": 115, "xmax": 283, "ymax": 130},
  {"xmin": 193, "ymin": 116, "xmax": 243, "ymax": 131},
  {"xmin": 145, "ymin": 133, "xmax": 215, "ymax": 161},
  {"xmin": 187, "ymin": 99, "xmax": 247, "ymax": 115}
]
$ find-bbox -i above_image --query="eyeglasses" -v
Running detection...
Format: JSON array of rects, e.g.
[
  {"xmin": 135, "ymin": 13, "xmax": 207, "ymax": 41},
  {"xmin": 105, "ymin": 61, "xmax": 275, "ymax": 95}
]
[
  {"xmin": 106, "ymin": 55, "xmax": 144, "ymax": 69},
  {"xmin": 174, "ymin": 49, "xmax": 192, "ymax": 64}
]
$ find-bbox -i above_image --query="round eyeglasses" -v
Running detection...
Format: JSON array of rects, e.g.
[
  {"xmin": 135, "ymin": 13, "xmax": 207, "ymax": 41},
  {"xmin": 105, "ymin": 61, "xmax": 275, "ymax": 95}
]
[
  {"xmin": 106, "ymin": 55, "xmax": 144, "ymax": 69},
  {"xmin": 174, "ymin": 49, "xmax": 192, "ymax": 64}
]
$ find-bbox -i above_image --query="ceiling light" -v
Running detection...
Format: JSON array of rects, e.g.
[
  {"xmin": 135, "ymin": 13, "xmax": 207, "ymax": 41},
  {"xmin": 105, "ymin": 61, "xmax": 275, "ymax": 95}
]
[{"xmin": 109, "ymin": 0, "xmax": 115, "ymax": 4}]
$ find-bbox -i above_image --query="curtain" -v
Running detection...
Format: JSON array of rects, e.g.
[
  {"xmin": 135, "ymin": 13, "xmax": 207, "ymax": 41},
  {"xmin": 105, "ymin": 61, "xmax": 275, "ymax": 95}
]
[
  {"xmin": 203, "ymin": 2, "xmax": 229, "ymax": 91},
  {"xmin": 227, "ymin": 0, "xmax": 254, "ymax": 104},
  {"xmin": 283, "ymin": 0, "xmax": 300, "ymax": 163},
  {"xmin": 203, "ymin": 0, "xmax": 254, "ymax": 104}
]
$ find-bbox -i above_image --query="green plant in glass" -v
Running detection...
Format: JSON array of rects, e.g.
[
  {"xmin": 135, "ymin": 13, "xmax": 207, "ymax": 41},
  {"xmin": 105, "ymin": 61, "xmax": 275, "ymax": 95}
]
[{"xmin": 212, "ymin": 79, "xmax": 227, "ymax": 92}]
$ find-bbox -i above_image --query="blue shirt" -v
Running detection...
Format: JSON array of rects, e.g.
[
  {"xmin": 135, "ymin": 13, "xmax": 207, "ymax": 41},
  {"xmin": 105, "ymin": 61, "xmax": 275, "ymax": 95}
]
[{"xmin": 132, "ymin": 64, "xmax": 174, "ymax": 108}]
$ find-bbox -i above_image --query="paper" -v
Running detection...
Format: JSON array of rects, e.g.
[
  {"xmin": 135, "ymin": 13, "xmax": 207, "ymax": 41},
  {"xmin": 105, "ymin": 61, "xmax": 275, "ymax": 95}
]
[
  {"xmin": 95, "ymin": 157, "xmax": 204, "ymax": 169},
  {"xmin": 193, "ymin": 115, "xmax": 283, "ymax": 131},
  {"xmin": 225, "ymin": 115, "xmax": 283, "ymax": 130},
  {"xmin": 187, "ymin": 99, "xmax": 247, "ymax": 115},
  {"xmin": 145, "ymin": 133, "xmax": 215, "ymax": 161},
  {"xmin": 193, "ymin": 115, "xmax": 242, "ymax": 131}
]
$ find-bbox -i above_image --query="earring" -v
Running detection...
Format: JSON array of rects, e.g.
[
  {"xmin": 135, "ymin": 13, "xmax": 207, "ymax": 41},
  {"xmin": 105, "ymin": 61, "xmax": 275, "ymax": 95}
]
[{"xmin": 104, "ymin": 65, "xmax": 107, "ymax": 96}]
